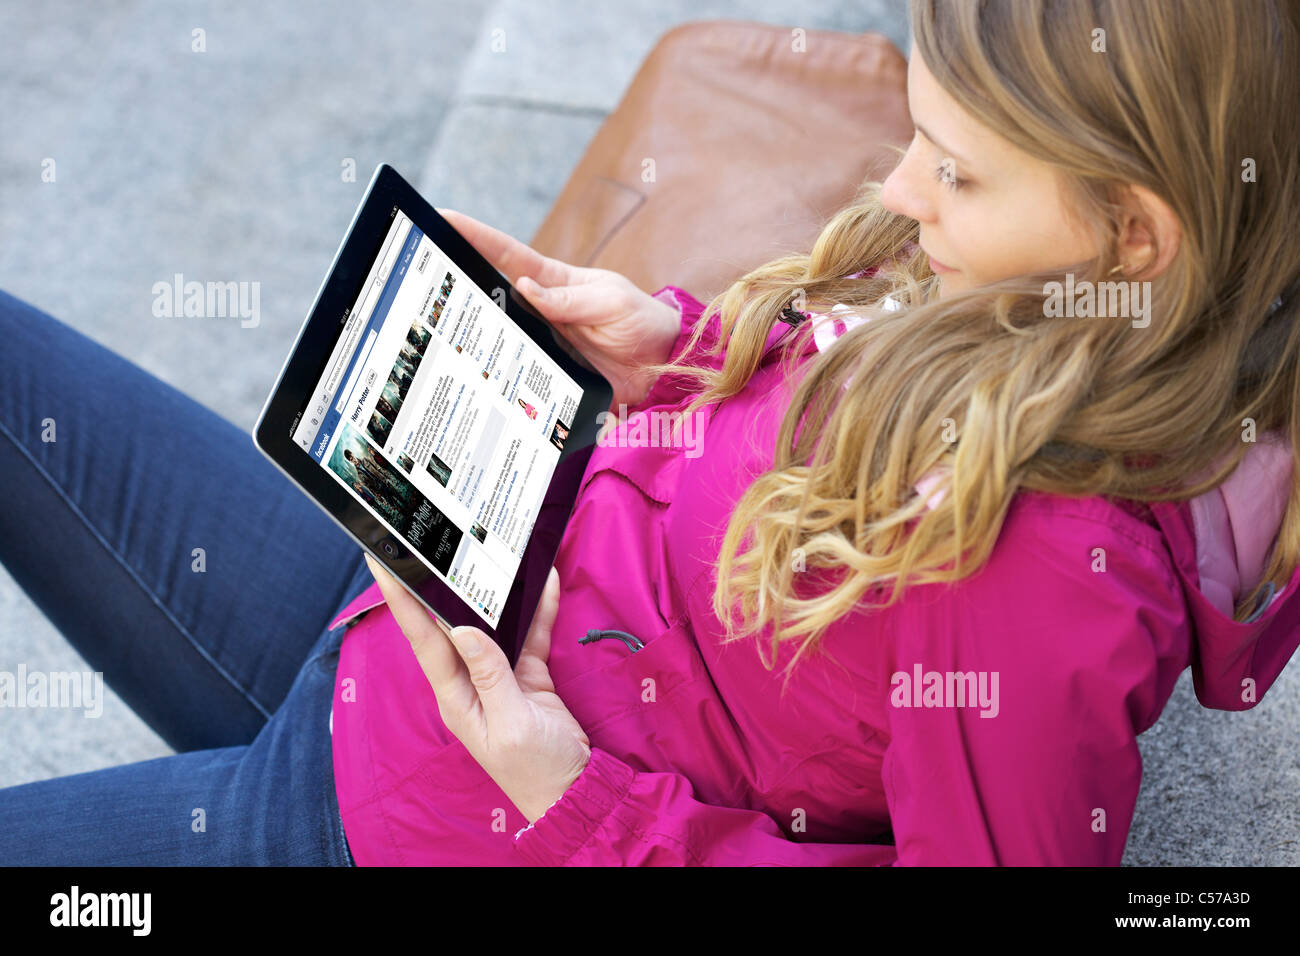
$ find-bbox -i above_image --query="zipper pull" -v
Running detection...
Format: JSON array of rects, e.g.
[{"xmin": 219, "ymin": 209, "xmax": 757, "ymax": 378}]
[{"xmin": 579, "ymin": 628, "xmax": 645, "ymax": 652}]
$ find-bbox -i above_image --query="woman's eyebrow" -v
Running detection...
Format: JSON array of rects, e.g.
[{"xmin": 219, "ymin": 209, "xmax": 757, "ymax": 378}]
[{"xmin": 915, "ymin": 123, "xmax": 973, "ymax": 169}]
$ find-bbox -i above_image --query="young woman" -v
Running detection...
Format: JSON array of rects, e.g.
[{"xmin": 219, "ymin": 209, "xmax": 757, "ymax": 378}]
[{"xmin": 1, "ymin": 0, "xmax": 1296, "ymax": 865}]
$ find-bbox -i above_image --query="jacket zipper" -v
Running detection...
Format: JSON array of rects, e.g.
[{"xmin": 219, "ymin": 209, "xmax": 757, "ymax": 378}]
[{"xmin": 578, "ymin": 628, "xmax": 645, "ymax": 653}]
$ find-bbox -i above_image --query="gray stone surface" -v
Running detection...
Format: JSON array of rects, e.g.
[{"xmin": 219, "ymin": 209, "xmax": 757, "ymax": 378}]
[
  {"xmin": 1, "ymin": 0, "xmax": 1296, "ymax": 866},
  {"xmin": 1128, "ymin": 668, "xmax": 1299, "ymax": 865}
]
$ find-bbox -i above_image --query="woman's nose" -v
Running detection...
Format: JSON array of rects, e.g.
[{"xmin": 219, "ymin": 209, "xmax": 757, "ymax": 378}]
[{"xmin": 880, "ymin": 147, "xmax": 937, "ymax": 224}]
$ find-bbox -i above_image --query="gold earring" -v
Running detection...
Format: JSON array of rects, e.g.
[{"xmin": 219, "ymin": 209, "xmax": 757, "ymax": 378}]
[{"xmin": 1107, "ymin": 263, "xmax": 1126, "ymax": 276}]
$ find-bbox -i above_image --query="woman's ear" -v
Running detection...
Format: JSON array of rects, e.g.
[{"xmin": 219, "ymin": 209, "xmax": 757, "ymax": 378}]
[{"xmin": 1117, "ymin": 184, "xmax": 1182, "ymax": 279}]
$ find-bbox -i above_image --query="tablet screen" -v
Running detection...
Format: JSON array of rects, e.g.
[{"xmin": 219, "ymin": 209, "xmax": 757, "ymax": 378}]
[{"xmin": 289, "ymin": 207, "xmax": 583, "ymax": 626}]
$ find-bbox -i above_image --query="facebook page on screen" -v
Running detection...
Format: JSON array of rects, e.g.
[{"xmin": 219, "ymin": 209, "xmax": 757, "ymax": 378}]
[{"xmin": 290, "ymin": 210, "xmax": 583, "ymax": 626}]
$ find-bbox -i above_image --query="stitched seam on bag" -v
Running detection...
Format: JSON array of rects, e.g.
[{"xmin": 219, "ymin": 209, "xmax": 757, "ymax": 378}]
[{"xmin": 584, "ymin": 177, "xmax": 647, "ymax": 265}]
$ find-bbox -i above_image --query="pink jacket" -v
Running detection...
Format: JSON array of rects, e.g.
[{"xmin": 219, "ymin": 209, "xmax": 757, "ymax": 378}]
[{"xmin": 328, "ymin": 284, "xmax": 1300, "ymax": 865}]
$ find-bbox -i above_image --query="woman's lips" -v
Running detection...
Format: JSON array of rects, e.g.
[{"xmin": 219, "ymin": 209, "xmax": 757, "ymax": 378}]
[{"xmin": 926, "ymin": 251, "xmax": 957, "ymax": 274}]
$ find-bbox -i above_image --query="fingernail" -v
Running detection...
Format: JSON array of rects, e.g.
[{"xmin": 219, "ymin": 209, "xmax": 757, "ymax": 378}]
[{"xmin": 453, "ymin": 627, "xmax": 482, "ymax": 658}]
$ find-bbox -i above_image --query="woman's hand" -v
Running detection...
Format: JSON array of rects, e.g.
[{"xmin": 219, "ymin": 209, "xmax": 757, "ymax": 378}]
[
  {"xmin": 363, "ymin": 554, "xmax": 590, "ymax": 824},
  {"xmin": 438, "ymin": 208, "xmax": 683, "ymax": 409}
]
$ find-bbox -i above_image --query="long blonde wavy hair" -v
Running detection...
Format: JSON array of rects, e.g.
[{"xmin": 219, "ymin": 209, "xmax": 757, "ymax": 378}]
[{"xmin": 654, "ymin": 0, "xmax": 1300, "ymax": 683}]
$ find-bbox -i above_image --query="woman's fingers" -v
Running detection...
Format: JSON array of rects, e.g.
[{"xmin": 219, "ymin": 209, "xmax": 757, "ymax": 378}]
[
  {"xmin": 364, "ymin": 554, "xmax": 462, "ymax": 686},
  {"xmin": 517, "ymin": 275, "xmax": 629, "ymax": 326},
  {"xmin": 364, "ymin": 553, "xmax": 523, "ymax": 723},
  {"xmin": 437, "ymin": 208, "xmax": 573, "ymax": 289},
  {"xmin": 363, "ymin": 553, "xmax": 480, "ymax": 727},
  {"xmin": 515, "ymin": 567, "xmax": 561, "ymax": 691}
]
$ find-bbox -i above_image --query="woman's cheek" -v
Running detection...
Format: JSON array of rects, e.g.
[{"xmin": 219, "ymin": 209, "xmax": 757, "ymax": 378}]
[{"xmin": 957, "ymin": 223, "xmax": 1026, "ymax": 285}]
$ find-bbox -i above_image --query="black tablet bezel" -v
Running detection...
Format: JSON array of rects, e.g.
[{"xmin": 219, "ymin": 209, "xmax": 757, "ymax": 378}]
[{"xmin": 253, "ymin": 163, "xmax": 612, "ymax": 662}]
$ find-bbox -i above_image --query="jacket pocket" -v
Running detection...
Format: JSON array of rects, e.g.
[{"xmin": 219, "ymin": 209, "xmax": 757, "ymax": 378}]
[
  {"xmin": 554, "ymin": 616, "xmax": 711, "ymax": 737},
  {"xmin": 553, "ymin": 616, "xmax": 760, "ymax": 809}
]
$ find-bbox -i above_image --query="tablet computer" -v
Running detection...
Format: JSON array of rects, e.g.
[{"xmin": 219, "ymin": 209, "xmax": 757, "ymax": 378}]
[{"xmin": 253, "ymin": 164, "xmax": 612, "ymax": 665}]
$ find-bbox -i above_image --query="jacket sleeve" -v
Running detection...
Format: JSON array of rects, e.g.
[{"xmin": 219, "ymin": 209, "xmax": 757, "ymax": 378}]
[
  {"xmin": 880, "ymin": 507, "xmax": 1190, "ymax": 865},
  {"xmin": 510, "ymin": 746, "xmax": 898, "ymax": 865}
]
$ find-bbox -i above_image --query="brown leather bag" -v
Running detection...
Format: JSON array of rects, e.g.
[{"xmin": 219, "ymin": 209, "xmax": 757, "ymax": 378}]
[{"xmin": 530, "ymin": 20, "xmax": 913, "ymax": 303}]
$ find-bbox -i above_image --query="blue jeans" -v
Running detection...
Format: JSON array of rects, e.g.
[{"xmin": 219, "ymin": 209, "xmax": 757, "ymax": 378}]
[{"xmin": 0, "ymin": 290, "xmax": 363, "ymax": 865}]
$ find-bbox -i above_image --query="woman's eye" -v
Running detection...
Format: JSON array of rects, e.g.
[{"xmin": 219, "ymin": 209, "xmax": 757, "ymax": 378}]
[{"xmin": 933, "ymin": 160, "xmax": 965, "ymax": 191}]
